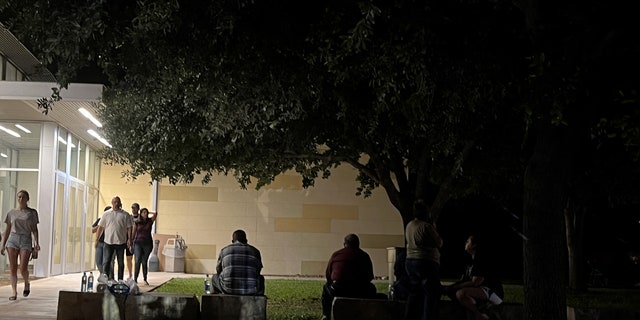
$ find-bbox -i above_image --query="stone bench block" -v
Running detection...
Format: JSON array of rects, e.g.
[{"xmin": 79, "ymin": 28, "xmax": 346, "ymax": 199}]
[
  {"xmin": 124, "ymin": 292, "xmax": 200, "ymax": 320},
  {"xmin": 331, "ymin": 298, "xmax": 526, "ymax": 320},
  {"xmin": 57, "ymin": 291, "xmax": 200, "ymax": 320},
  {"xmin": 332, "ymin": 297, "xmax": 405, "ymax": 320},
  {"xmin": 57, "ymin": 290, "xmax": 127, "ymax": 320},
  {"xmin": 201, "ymin": 294, "xmax": 267, "ymax": 320}
]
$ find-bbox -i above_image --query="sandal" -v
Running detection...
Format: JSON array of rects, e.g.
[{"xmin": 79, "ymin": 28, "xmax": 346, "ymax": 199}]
[
  {"xmin": 23, "ymin": 283, "xmax": 30, "ymax": 297},
  {"xmin": 9, "ymin": 295, "xmax": 17, "ymax": 301}
]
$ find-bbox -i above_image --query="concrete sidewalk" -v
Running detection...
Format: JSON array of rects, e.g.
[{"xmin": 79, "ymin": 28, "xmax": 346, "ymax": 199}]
[{"xmin": 0, "ymin": 272, "xmax": 198, "ymax": 320}]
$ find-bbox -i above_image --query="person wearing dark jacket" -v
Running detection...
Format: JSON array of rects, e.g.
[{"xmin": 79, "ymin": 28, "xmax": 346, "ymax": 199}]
[{"xmin": 321, "ymin": 233, "xmax": 377, "ymax": 320}]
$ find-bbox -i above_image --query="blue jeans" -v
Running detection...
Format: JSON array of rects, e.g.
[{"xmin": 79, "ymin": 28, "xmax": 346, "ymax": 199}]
[
  {"xmin": 103, "ymin": 243, "xmax": 126, "ymax": 281},
  {"xmin": 95, "ymin": 242, "xmax": 105, "ymax": 274},
  {"xmin": 96, "ymin": 242, "xmax": 115, "ymax": 279},
  {"xmin": 133, "ymin": 241, "xmax": 153, "ymax": 281},
  {"xmin": 404, "ymin": 259, "xmax": 441, "ymax": 320}
]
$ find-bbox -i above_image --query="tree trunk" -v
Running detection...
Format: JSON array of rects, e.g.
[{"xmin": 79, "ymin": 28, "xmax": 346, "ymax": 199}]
[
  {"xmin": 522, "ymin": 122, "xmax": 568, "ymax": 320},
  {"xmin": 565, "ymin": 201, "xmax": 587, "ymax": 292}
]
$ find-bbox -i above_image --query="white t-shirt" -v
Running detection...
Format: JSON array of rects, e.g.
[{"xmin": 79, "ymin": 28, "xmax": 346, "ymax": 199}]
[{"xmin": 98, "ymin": 209, "xmax": 133, "ymax": 245}]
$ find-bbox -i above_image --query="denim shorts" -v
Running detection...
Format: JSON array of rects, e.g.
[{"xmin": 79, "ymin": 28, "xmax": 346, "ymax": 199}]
[{"xmin": 6, "ymin": 233, "xmax": 33, "ymax": 250}]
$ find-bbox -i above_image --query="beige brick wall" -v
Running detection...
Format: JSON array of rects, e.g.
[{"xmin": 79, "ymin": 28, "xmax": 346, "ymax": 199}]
[{"xmin": 99, "ymin": 163, "xmax": 404, "ymax": 278}]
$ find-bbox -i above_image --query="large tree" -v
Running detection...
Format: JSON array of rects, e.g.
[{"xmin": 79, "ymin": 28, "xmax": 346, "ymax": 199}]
[
  {"xmin": 516, "ymin": 0, "xmax": 640, "ymax": 318},
  {"xmin": 0, "ymin": 0, "xmax": 524, "ymax": 226},
  {"xmin": 4, "ymin": 1, "xmax": 639, "ymax": 319}
]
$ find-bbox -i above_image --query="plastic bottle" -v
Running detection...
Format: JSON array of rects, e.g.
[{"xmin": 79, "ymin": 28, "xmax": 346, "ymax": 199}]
[
  {"xmin": 204, "ymin": 274, "xmax": 211, "ymax": 294},
  {"xmin": 81, "ymin": 272, "xmax": 87, "ymax": 292},
  {"xmin": 87, "ymin": 272, "xmax": 94, "ymax": 292}
]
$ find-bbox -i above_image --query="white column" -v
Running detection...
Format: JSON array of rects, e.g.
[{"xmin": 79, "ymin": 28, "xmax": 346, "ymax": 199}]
[{"xmin": 35, "ymin": 122, "xmax": 58, "ymax": 277}]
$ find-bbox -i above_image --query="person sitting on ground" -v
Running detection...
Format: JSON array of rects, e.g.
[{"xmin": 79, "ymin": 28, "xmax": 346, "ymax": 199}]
[
  {"xmin": 212, "ymin": 229, "xmax": 264, "ymax": 295},
  {"xmin": 321, "ymin": 233, "xmax": 377, "ymax": 320},
  {"xmin": 443, "ymin": 235, "xmax": 504, "ymax": 320}
]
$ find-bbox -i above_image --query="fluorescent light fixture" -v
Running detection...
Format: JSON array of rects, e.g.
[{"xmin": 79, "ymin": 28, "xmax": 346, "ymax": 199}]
[
  {"xmin": 88, "ymin": 129, "xmax": 112, "ymax": 148},
  {"xmin": 0, "ymin": 153, "xmax": 7, "ymax": 158},
  {"xmin": 79, "ymin": 108, "xmax": 103, "ymax": 128},
  {"xmin": 58, "ymin": 136, "xmax": 67, "ymax": 145},
  {"xmin": 15, "ymin": 124, "xmax": 31, "ymax": 133},
  {"xmin": 0, "ymin": 125, "xmax": 21, "ymax": 138}
]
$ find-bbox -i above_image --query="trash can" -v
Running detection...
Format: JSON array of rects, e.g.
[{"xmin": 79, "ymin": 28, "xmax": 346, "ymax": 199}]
[{"xmin": 162, "ymin": 237, "xmax": 187, "ymax": 272}]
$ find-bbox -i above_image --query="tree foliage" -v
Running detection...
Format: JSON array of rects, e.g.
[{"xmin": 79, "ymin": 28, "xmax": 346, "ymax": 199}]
[
  {"xmin": 1, "ymin": 0, "xmax": 527, "ymax": 225},
  {"xmin": 6, "ymin": 1, "xmax": 639, "ymax": 318}
]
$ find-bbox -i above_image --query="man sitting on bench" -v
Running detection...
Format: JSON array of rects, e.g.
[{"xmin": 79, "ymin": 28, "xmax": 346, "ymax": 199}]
[
  {"xmin": 321, "ymin": 234, "xmax": 377, "ymax": 320},
  {"xmin": 212, "ymin": 230, "xmax": 265, "ymax": 295}
]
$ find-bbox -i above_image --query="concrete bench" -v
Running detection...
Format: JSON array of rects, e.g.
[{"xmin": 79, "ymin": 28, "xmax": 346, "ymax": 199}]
[
  {"xmin": 332, "ymin": 297, "xmax": 404, "ymax": 320},
  {"xmin": 57, "ymin": 291, "xmax": 200, "ymax": 320},
  {"xmin": 58, "ymin": 290, "xmax": 126, "ymax": 320},
  {"xmin": 201, "ymin": 294, "xmax": 267, "ymax": 320},
  {"xmin": 125, "ymin": 292, "xmax": 200, "ymax": 320},
  {"xmin": 331, "ymin": 297, "xmax": 524, "ymax": 320}
]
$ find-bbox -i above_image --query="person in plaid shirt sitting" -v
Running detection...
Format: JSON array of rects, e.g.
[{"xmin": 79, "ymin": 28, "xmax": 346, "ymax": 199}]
[{"xmin": 212, "ymin": 229, "xmax": 264, "ymax": 295}]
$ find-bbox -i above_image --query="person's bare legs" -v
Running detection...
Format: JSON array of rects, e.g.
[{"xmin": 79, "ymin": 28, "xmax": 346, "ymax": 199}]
[
  {"xmin": 127, "ymin": 255, "xmax": 133, "ymax": 279},
  {"xmin": 7, "ymin": 247, "xmax": 20, "ymax": 298},
  {"xmin": 19, "ymin": 249, "xmax": 31, "ymax": 295},
  {"xmin": 456, "ymin": 287, "xmax": 490, "ymax": 320}
]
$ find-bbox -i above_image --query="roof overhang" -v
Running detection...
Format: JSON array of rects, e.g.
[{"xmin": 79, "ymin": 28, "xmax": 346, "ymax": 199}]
[{"xmin": 0, "ymin": 81, "xmax": 108, "ymax": 151}]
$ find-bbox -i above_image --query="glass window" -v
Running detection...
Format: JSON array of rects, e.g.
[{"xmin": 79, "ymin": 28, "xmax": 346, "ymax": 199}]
[
  {"xmin": 69, "ymin": 135, "xmax": 79, "ymax": 178},
  {"xmin": 57, "ymin": 128, "xmax": 68, "ymax": 172},
  {"xmin": 5, "ymin": 62, "xmax": 17, "ymax": 81},
  {"xmin": 78, "ymin": 141, "xmax": 86, "ymax": 181},
  {"xmin": 86, "ymin": 148, "xmax": 101, "ymax": 186},
  {"xmin": 0, "ymin": 122, "xmax": 41, "ymax": 169}
]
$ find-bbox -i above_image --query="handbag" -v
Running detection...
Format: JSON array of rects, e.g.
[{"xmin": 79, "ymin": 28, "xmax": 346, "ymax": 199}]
[{"xmin": 30, "ymin": 247, "xmax": 38, "ymax": 260}]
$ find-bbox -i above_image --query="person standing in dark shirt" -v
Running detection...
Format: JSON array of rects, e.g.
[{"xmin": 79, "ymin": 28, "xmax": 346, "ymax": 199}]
[
  {"xmin": 92, "ymin": 206, "xmax": 113, "ymax": 279},
  {"xmin": 321, "ymin": 234, "xmax": 377, "ymax": 320},
  {"xmin": 132, "ymin": 207, "xmax": 157, "ymax": 285}
]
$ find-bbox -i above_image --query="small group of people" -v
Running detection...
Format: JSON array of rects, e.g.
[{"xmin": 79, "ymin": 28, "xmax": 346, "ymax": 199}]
[
  {"xmin": 402, "ymin": 200, "xmax": 503, "ymax": 320},
  {"xmin": 92, "ymin": 196, "xmax": 157, "ymax": 285},
  {"xmin": 318, "ymin": 199, "xmax": 504, "ymax": 320},
  {"xmin": 0, "ymin": 190, "xmax": 40, "ymax": 301},
  {"xmin": 0, "ymin": 190, "xmax": 499, "ymax": 320}
]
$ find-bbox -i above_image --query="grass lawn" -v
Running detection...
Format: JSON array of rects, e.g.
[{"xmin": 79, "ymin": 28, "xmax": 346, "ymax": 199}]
[{"xmin": 155, "ymin": 277, "xmax": 640, "ymax": 319}]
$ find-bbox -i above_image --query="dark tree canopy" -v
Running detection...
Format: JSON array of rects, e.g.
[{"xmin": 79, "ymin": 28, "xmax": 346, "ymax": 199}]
[
  {"xmin": 1, "ymin": 0, "xmax": 527, "ymax": 225},
  {"xmin": 3, "ymin": 1, "xmax": 640, "ymax": 319}
]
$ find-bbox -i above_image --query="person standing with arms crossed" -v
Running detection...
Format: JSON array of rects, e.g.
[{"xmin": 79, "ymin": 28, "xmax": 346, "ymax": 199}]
[
  {"xmin": 94, "ymin": 196, "xmax": 133, "ymax": 282},
  {"xmin": 404, "ymin": 199, "xmax": 443, "ymax": 320},
  {"xmin": 1, "ymin": 190, "xmax": 40, "ymax": 301}
]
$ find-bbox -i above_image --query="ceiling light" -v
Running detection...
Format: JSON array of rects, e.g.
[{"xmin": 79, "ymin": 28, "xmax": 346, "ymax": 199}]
[
  {"xmin": 0, "ymin": 153, "xmax": 7, "ymax": 158},
  {"xmin": 15, "ymin": 124, "xmax": 31, "ymax": 133},
  {"xmin": 88, "ymin": 129, "xmax": 112, "ymax": 148},
  {"xmin": 79, "ymin": 108, "xmax": 103, "ymax": 128},
  {"xmin": 0, "ymin": 125, "xmax": 21, "ymax": 138},
  {"xmin": 58, "ymin": 136, "xmax": 67, "ymax": 145}
]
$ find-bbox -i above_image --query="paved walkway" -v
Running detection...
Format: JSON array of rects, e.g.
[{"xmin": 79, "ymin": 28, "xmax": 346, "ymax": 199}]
[{"xmin": 0, "ymin": 272, "xmax": 198, "ymax": 320}]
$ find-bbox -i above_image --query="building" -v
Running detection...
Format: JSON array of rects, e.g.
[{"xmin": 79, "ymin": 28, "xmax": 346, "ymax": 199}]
[
  {"xmin": 2, "ymin": 23, "xmax": 404, "ymax": 279},
  {"xmin": 1, "ymin": 24, "xmax": 106, "ymax": 277}
]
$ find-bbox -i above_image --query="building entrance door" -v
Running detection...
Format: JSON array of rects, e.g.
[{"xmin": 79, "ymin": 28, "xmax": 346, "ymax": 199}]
[{"xmin": 51, "ymin": 173, "xmax": 88, "ymax": 275}]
